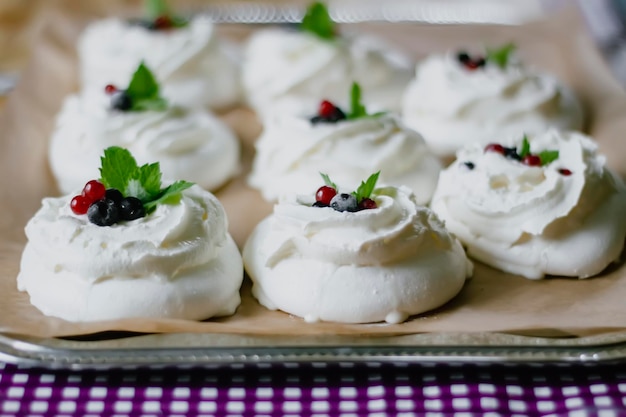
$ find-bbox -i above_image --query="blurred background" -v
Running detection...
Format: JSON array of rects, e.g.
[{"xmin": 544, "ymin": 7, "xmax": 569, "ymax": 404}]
[{"xmin": 1, "ymin": 0, "xmax": 626, "ymax": 98}]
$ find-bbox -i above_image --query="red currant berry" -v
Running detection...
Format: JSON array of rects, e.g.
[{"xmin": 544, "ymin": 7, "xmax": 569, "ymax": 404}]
[
  {"xmin": 319, "ymin": 100, "xmax": 336, "ymax": 118},
  {"xmin": 464, "ymin": 61, "xmax": 479, "ymax": 70},
  {"xmin": 82, "ymin": 180, "xmax": 106, "ymax": 202},
  {"xmin": 70, "ymin": 195, "xmax": 91, "ymax": 215},
  {"xmin": 522, "ymin": 155, "xmax": 542, "ymax": 167},
  {"xmin": 154, "ymin": 15, "xmax": 172, "ymax": 29},
  {"xmin": 358, "ymin": 198, "xmax": 377, "ymax": 210},
  {"xmin": 484, "ymin": 143, "xmax": 505, "ymax": 154},
  {"xmin": 315, "ymin": 186, "xmax": 337, "ymax": 206},
  {"xmin": 559, "ymin": 168, "xmax": 572, "ymax": 176},
  {"xmin": 104, "ymin": 84, "xmax": 117, "ymax": 94}
]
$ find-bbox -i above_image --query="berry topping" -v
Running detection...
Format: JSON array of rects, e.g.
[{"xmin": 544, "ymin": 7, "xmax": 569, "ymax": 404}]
[
  {"xmin": 522, "ymin": 154, "xmax": 542, "ymax": 167},
  {"xmin": 119, "ymin": 197, "xmax": 146, "ymax": 221},
  {"xmin": 111, "ymin": 91, "xmax": 133, "ymax": 111},
  {"xmin": 484, "ymin": 143, "xmax": 505, "ymax": 154},
  {"xmin": 104, "ymin": 84, "xmax": 117, "ymax": 95},
  {"xmin": 310, "ymin": 100, "xmax": 347, "ymax": 124},
  {"xmin": 358, "ymin": 198, "xmax": 377, "ymax": 210},
  {"xmin": 82, "ymin": 180, "xmax": 106, "ymax": 202},
  {"xmin": 70, "ymin": 195, "xmax": 91, "ymax": 215},
  {"xmin": 559, "ymin": 169, "xmax": 572, "ymax": 176},
  {"xmin": 463, "ymin": 161, "xmax": 475, "ymax": 170},
  {"xmin": 456, "ymin": 50, "xmax": 486, "ymax": 70},
  {"xmin": 87, "ymin": 199, "xmax": 120, "ymax": 227},
  {"xmin": 315, "ymin": 185, "xmax": 337, "ymax": 206},
  {"xmin": 330, "ymin": 193, "xmax": 358, "ymax": 212},
  {"xmin": 484, "ymin": 136, "xmax": 560, "ymax": 167},
  {"xmin": 314, "ymin": 172, "xmax": 380, "ymax": 212}
]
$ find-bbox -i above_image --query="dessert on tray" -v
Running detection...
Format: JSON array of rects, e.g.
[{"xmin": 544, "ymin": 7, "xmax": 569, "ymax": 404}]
[
  {"xmin": 402, "ymin": 43, "xmax": 583, "ymax": 158},
  {"xmin": 248, "ymin": 83, "xmax": 442, "ymax": 204},
  {"xmin": 241, "ymin": 1, "xmax": 412, "ymax": 117},
  {"xmin": 243, "ymin": 172, "xmax": 472, "ymax": 324},
  {"xmin": 78, "ymin": 0, "xmax": 241, "ymax": 109},
  {"xmin": 49, "ymin": 62, "xmax": 240, "ymax": 195},
  {"xmin": 430, "ymin": 130, "xmax": 626, "ymax": 279},
  {"xmin": 18, "ymin": 146, "xmax": 244, "ymax": 322}
]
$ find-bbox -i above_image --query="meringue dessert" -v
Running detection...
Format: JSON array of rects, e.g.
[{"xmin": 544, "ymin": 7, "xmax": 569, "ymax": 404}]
[
  {"xmin": 248, "ymin": 83, "xmax": 442, "ymax": 204},
  {"xmin": 241, "ymin": 2, "xmax": 412, "ymax": 116},
  {"xmin": 243, "ymin": 173, "xmax": 472, "ymax": 324},
  {"xmin": 18, "ymin": 146, "xmax": 244, "ymax": 322},
  {"xmin": 49, "ymin": 63, "xmax": 240, "ymax": 195},
  {"xmin": 402, "ymin": 44, "xmax": 583, "ymax": 158},
  {"xmin": 430, "ymin": 129, "xmax": 626, "ymax": 279},
  {"xmin": 78, "ymin": 6, "xmax": 240, "ymax": 109}
]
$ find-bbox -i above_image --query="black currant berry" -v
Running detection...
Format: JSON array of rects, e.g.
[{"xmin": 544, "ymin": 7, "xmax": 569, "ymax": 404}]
[
  {"xmin": 119, "ymin": 197, "xmax": 146, "ymax": 221},
  {"xmin": 111, "ymin": 91, "xmax": 133, "ymax": 111},
  {"xmin": 312, "ymin": 201, "xmax": 328, "ymax": 208},
  {"xmin": 328, "ymin": 107, "xmax": 346, "ymax": 122},
  {"xmin": 105, "ymin": 188, "xmax": 124, "ymax": 205},
  {"xmin": 457, "ymin": 51, "xmax": 470, "ymax": 63},
  {"xmin": 330, "ymin": 193, "xmax": 358, "ymax": 212},
  {"xmin": 88, "ymin": 199, "xmax": 120, "ymax": 226},
  {"xmin": 463, "ymin": 161, "xmax": 475, "ymax": 170},
  {"xmin": 503, "ymin": 147, "xmax": 521, "ymax": 161}
]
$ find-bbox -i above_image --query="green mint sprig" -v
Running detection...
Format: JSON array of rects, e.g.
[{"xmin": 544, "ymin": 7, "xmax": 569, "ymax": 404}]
[
  {"xmin": 100, "ymin": 146, "xmax": 193, "ymax": 214},
  {"xmin": 351, "ymin": 171, "xmax": 380, "ymax": 202},
  {"xmin": 300, "ymin": 1, "xmax": 336, "ymax": 40},
  {"xmin": 486, "ymin": 43, "xmax": 516, "ymax": 69},
  {"xmin": 124, "ymin": 62, "xmax": 168, "ymax": 112},
  {"xmin": 518, "ymin": 134, "xmax": 530, "ymax": 158},
  {"xmin": 538, "ymin": 150, "xmax": 559, "ymax": 165},
  {"xmin": 346, "ymin": 82, "xmax": 386, "ymax": 120},
  {"xmin": 320, "ymin": 172, "xmax": 338, "ymax": 190}
]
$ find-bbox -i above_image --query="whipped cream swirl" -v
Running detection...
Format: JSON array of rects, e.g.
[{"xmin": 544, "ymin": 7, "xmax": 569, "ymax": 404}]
[
  {"xmin": 242, "ymin": 28, "xmax": 412, "ymax": 116},
  {"xmin": 18, "ymin": 185, "xmax": 244, "ymax": 322},
  {"xmin": 431, "ymin": 130, "xmax": 626, "ymax": 279},
  {"xmin": 243, "ymin": 186, "xmax": 471, "ymax": 324},
  {"xmin": 49, "ymin": 89, "xmax": 240, "ymax": 194},
  {"xmin": 402, "ymin": 53, "xmax": 583, "ymax": 157},
  {"xmin": 78, "ymin": 16, "xmax": 241, "ymax": 109},
  {"xmin": 248, "ymin": 111, "xmax": 441, "ymax": 204}
]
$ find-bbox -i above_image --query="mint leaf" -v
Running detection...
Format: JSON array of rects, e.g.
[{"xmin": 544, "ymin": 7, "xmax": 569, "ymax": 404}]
[
  {"xmin": 486, "ymin": 43, "xmax": 516, "ymax": 69},
  {"xmin": 320, "ymin": 173, "xmax": 337, "ymax": 190},
  {"xmin": 145, "ymin": 0, "xmax": 169, "ymax": 19},
  {"xmin": 98, "ymin": 146, "xmax": 195, "ymax": 216},
  {"xmin": 352, "ymin": 171, "xmax": 380, "ymax": 202},
  {"xmin": 301, "ymin": 2, "xmax": 335, "ymax": 40},
  {"xmin": 347, "ymin": 82, "xmax": 367, "ymax": 119},
  {"xmin": 100, "ymin": 146, "xmax": 137, "ymax": 192},
  {"xmin": 131, "ymin": 97, "xmax": 168, "ymax": 112},
  {"xmin": 143, "ymin": 180, "xmax": 194, "ymax": 213},
  {"xmin": 539, "ymin": 150, "xmax": 559, "ymax": 165},
  {"xmin": 127, "ymin": 62, "xmax": 159, "ymax": 100},
  {"xmin": 518, "ymin": 135, "xmax": 530, "ymax": 158}
]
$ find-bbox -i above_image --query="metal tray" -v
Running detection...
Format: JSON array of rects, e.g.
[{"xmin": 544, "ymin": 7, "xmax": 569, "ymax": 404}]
[{"xmin": 2, "ymin": 331, "xmax": 626, "ymax": 369}]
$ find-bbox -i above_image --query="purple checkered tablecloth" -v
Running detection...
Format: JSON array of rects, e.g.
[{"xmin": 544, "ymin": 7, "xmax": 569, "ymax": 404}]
[{"xmin": 1, "ymin": 361, "xmax": 625, "ymax": 416}]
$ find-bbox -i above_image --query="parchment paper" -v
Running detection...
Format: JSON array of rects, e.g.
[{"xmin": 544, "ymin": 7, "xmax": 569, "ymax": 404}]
[{"xmin": 1, "ymin": 1, "xmax": 625, "ymax": 339}]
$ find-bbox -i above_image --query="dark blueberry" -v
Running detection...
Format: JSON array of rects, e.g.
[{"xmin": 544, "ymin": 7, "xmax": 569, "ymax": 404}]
[
  {"xmin": 330, "ymin": 193, "xmax": 358, "ymax": 212},
  {"xmin": 310, "ymin": 115, "xmax": 324, "ymax": 125},
  {"xmin": 503, "ymin": 147, "xmax": 521, "ymax": 161},
  {"xmin": 457, "ymin": 51, "xmax": 471, "ymax": 63},
  {"xmin": 328, "ymin": 107, "xmax": 347, "ymax": 122},
  {"xmin": 119, "ymin": 197, "xmax": 146, "ymax": 221},
  {"xmin": 463, "ymin": 161, "xmax": 475, "ymax": 170},
  {"xmin": 87, "ymin": 199, "xmax": 120, "ymax": 226},
  {"xmin": 105, "ymin": 188, "xmax": 124, "ymax": 205},
  {"xmin": 312, "ymin": 201, "xmax": 328, "ymax": 208},
  {"xmin": 475, "ymin": 57, "xmax": 486, "ymax": 67},
  {"xmin": 111, "ymin": 91, "xmax": 133, "ymax": 111}
]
